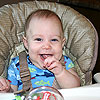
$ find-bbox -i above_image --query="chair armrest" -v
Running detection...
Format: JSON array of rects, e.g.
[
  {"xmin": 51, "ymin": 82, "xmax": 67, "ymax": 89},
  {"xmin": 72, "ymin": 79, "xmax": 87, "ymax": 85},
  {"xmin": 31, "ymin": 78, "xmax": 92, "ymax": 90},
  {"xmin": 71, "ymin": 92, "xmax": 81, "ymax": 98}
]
[{"xmin": 93, "ymin": 73, "xmax": 100, "ymax": 83}]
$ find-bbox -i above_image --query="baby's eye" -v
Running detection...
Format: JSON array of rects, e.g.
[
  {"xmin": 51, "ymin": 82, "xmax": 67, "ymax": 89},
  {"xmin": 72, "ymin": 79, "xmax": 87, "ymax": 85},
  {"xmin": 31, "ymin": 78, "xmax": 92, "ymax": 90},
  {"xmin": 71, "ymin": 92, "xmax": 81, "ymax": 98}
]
[
  {"xmin": 34, "ymin": 38, "xmax": 43, "ymax": 41},
  {"xmin": 51, "ymin": 39, "xmax": 58, "ymax": 42}
]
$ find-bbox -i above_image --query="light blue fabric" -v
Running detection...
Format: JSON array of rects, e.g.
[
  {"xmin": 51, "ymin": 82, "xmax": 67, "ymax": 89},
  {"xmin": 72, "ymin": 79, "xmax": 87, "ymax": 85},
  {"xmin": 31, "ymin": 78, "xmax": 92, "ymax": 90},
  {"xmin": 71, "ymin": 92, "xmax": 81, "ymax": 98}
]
[{"xmin": 7, "ymin": 55, "xmax": 74, "ymax": 91}]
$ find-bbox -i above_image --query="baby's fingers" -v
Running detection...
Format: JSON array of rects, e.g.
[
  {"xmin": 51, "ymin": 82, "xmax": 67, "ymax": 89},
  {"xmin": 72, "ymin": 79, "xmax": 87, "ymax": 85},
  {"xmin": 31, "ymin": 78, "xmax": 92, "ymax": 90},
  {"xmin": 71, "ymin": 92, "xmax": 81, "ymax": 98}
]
[
  {"xmin": 0, "ymin": 84, "xmax": 6, "ymax": 91},
  {"xmin": 44, "ymin": 56, "xmax": 55, "ymax": 67}
]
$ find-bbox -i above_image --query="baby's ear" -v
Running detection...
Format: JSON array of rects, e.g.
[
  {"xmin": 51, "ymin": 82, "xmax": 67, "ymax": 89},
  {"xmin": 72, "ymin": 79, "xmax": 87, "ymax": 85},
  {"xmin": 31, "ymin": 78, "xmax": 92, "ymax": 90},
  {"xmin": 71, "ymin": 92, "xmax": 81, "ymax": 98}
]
[
  {"xmin": 23, "ymin": 36, "xmax": 28, "ymax": 50},
  {"xmin": 62, "ymin": 37, "xmax": 66, "ymax": 48}
]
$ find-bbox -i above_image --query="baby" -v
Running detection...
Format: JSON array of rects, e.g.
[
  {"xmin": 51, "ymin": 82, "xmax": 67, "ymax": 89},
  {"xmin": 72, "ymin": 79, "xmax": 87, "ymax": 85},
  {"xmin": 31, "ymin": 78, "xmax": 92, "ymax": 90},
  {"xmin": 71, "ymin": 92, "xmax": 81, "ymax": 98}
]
[{"xmin": 0, "ymin": 9, "xmax": 80, "ymax": 92}]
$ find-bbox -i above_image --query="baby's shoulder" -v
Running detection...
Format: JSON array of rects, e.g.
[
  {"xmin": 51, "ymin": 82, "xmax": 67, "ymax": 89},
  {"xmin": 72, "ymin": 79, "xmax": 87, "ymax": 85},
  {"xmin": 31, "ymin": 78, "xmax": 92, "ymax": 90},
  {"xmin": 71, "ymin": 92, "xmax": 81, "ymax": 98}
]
[
  {"xmin": 64, "ymin": 55, "xmax": 69, "ymax": 59},
  {"xmin": 64, "ymin": 55, "xmax": 73, "ymax": 63}
]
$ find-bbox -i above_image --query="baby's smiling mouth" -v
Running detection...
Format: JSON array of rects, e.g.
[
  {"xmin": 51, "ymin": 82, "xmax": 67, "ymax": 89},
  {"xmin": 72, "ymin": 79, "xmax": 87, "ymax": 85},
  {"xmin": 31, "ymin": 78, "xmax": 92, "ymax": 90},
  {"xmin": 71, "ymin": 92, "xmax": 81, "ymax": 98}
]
[{"xmin": 40, "ymin": 54, "xmax": 53, "ymax": 61}]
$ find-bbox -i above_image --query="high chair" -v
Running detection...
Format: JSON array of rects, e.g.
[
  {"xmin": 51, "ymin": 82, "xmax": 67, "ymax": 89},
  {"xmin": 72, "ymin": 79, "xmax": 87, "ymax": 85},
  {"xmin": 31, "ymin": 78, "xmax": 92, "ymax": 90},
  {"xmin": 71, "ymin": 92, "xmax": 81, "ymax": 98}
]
[{"xmin": 0, "ymin": 1, "xmax": 98, "ymax": 86}]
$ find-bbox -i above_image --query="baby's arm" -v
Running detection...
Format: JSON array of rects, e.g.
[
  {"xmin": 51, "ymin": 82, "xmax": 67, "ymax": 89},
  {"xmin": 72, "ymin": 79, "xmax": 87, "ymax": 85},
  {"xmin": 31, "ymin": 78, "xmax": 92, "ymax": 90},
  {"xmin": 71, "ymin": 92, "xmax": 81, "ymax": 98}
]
[
  {"xmin": 44, "ymin": 56, "xmax": 80, "ymax": 88},
  {"xmin": 0, "ymin": 77, "xmax": 10, "ymax": 92},
  {"xmin": 0, "ymin": 77, "xmax": 17, "ymax": 92},
  {"xmin": 55, "ymin": 68, "xmax": 80, "ymax": 88}
]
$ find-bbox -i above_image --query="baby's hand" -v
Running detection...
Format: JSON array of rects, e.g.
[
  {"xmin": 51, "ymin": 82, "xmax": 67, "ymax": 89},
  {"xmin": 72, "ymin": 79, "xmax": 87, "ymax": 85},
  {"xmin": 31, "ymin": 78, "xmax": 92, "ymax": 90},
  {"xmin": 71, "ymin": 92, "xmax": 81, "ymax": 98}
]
[
  {"xmin": 44, "ymin": 56, "xmax": 64, "ymax": 75},
  {"xmin": 0, "ymin": 77, "xmax": 10, "ymax": 92}
]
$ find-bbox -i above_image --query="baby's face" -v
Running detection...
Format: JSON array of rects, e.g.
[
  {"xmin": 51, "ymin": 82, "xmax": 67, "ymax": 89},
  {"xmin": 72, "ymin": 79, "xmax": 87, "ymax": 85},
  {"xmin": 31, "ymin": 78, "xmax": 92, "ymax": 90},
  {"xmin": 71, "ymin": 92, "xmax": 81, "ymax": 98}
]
[{"xmin": 23, "ymin": 18, "xmax": 65, "ymax": 69}]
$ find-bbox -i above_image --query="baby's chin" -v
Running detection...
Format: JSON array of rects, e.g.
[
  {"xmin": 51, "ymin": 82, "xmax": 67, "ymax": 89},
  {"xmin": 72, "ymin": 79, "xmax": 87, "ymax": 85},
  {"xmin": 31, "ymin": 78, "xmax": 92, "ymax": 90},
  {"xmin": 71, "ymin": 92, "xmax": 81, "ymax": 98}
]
[
  {"xmin": 36, "ymin": 63, "xmax": 46, "ymax": 69},
  {"xmin": 38, "ymin": 66, "xmax": 46, "ymax": 70}
]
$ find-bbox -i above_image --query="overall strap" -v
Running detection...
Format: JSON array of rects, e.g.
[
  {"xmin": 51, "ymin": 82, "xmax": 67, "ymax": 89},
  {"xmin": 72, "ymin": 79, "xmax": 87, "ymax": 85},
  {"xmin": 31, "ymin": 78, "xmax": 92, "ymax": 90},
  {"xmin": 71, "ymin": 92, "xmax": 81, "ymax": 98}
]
[{"xmin": 19, "ymin": 51, "xmax": 32, "ymax": 92}]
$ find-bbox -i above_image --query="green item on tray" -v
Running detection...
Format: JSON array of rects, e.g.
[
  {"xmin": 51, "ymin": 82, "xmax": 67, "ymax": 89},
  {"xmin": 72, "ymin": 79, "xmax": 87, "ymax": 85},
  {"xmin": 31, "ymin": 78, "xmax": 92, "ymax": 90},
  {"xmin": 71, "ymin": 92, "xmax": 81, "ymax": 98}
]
[{"xmin": 15, "ymin": 95, "xmax": 21, "ymax": 100}]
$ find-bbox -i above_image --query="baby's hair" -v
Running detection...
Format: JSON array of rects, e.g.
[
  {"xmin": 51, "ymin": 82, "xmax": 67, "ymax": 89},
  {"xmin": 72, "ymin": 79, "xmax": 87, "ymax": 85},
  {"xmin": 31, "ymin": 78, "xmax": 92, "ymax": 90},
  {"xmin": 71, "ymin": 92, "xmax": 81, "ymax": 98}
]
[{"xmin": 24, "ymin": 9, "xmax": 63, "ymax": 37}]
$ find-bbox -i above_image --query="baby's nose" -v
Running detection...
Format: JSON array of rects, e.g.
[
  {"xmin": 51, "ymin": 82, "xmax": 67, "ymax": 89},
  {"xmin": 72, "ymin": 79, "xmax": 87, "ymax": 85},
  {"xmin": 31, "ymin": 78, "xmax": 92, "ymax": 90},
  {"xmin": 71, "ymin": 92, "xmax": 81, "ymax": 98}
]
[{"xmin": 42, "ymin": 41, "xmax": 51, "ymax": 49}]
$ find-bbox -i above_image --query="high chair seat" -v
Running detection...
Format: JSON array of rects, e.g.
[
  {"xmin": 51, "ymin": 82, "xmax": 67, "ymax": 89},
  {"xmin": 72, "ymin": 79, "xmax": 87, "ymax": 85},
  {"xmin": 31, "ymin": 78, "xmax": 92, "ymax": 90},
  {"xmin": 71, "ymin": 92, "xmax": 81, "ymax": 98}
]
[{"xmin": 0, "ymin": 1, "xmax": 98, "ymax": 86}]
